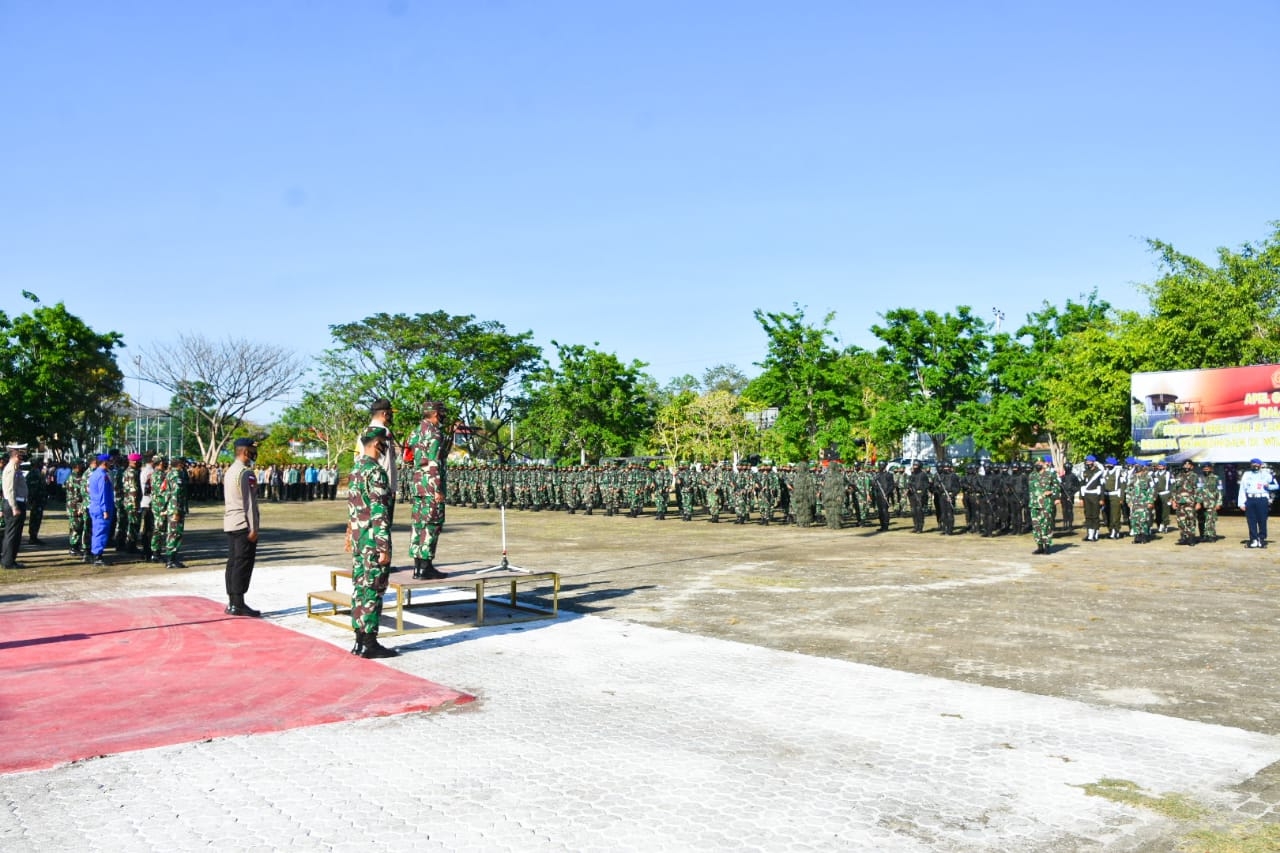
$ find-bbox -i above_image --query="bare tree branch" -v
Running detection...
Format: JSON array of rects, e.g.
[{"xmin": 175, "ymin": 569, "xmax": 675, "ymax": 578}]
[{"xmin": 138, "ymin": 334, "xmax": 308, "ymax": 462}]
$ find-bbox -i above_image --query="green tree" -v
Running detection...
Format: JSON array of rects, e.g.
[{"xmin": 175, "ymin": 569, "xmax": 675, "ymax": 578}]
[
  {"xmin": 648, "ymin": 389, "xmax": 757, "ymax": 463},
  {"xmin": 869, "ymin": 306, "xmax": 990, "ymax": 463},
  {"xmin": 321, "ymin": 311, "xmax": 541, "ymax": 460},
  {"xmin": 1129, "ymin": 224, "xmax": 1280, "ymax": 370},
  {"xmin": 520, "ymin": 342, "xmax": 655, "ymax": 463},
  {"xmin": 1041, "ymin": 315, "xmax": 1145, "ymax": 457},
  {"xmin": 277, "ymin": 385, "xmax": 365, "ymax": 468},
  {"xmin": 982, "ymin": 292, "xmax": 1112, "ymax": 463},
  {"xmin": 702, "ymin": 363, "xmax": 750, "ymax": 395},
  {"xmin": 0, "ymin": 294, "xmax": 124, "ymax": 455},
  {"xmin": 745, "ymin": 306, "xmax": 865, "ymax": 461}
]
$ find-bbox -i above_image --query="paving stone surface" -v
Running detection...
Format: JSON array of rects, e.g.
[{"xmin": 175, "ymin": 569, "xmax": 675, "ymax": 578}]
[{"xmin": 3, "ymin": 566, "xmax": 1279, "ymax": 851}]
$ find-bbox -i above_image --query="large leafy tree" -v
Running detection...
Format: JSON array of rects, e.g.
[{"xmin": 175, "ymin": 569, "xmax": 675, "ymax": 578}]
[
  {"xmin": 1041, "ymin": 315, "xmax": 1146, "ymax": 457},
  {"xmin": 276, "ymin": 384, "xmax": 365, "ymax": 468},
  {"xmin": 520, "ymin": 342, "xmax": 655, "ymax": 463},
  {"xmin": 744, "ymin": 307, "xmax": 865, "ymax": 461},
  {"xmin": 982, "ymin": 292, "xmax": 1112, "ymax": 463},
  {"xmin": 649, "ymin": 389, "xmax": 758, "ymax": 463},
  {"xmin": 321, "ymin": 311, "xmax": 541, "ymax": 460},
  {"xmin": 1127, "ymin": 224, "xmax": 1280, "ymax": 370},
  {"xmin": 0, "ymin": 293, "xmax": 124, "ymax": 455},
  {"xmin": 137, "ymin": 334, "xmax": 308, "ymax": 463},
  {"xmin": 870, "ymin": 306, "xmax": 990, "ymax": 462}
]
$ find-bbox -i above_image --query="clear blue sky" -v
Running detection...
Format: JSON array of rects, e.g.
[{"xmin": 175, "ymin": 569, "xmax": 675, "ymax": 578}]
[{"xmin": 2, "ymin": 1, "xmax": 1276, "ymax": 419}]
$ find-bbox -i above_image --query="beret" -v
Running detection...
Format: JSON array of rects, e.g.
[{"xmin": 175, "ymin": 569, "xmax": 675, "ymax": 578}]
[
  {"xmin": 234, "ymin": 438, "xmax": 257, "ymax": 449},
  {"xmin": 369, "ymin": 398, "xmax": 393, "ymax": 414}
]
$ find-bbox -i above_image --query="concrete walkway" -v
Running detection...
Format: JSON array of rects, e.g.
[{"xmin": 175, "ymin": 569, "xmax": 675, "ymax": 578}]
[{"xmin": 2, "ymin": 566, "xmax": 1278, "ymax": 851}]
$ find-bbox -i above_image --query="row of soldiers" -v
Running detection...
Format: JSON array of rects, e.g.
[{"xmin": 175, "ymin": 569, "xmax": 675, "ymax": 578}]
[
  {"xmin": 445, "ymin": 457, "xmax": 1229, "ymax": 545},
  {"xmin": 63, "ymin": 452, "xmax": 191, "ymax": 567}
]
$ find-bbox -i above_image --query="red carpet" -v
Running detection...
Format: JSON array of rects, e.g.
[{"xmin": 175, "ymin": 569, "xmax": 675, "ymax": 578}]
[{"xmin": 0, "ymin": 596, "xmax": 473, "ymax": 774}]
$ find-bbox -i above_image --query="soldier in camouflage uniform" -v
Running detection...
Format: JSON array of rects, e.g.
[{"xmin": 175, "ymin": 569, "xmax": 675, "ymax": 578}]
[
  {"xmin": 1169, "ymin": 460, "xmax": 1201, "ymax": 546},
  {"xmin": 704, "ymin": 464, "xmax": 727, "ymax": 523},
  {"xmin": 1197, "ymin": 462, "xmax": 1222, "ymax": 542},
  {"xmin": 756, "ymin": 464, "xmax": 779, "ymax": 525},
  {"xmin": 821, "ymin": 462, "xmax": 844, "ymax": 530},
  {"xmin": 160, "ymin": 457, "xmax": 190, "ymax": 567},
  {"xmin": 791, "ymin": 461, "xmax": 816, "ymax": 527},
  {"xmin": 407, "ymin": 401, "xmax": 448, "ymax": 579},
  {"xmin": 1127, "ymin": 460, "xmax": 1155, "ymax": 543},
  {"xmin": 893, "ymin": 466, "xmax": 910, "ymax": 517},
  {"xmin": 652, "ymin": 465, "xmax": 670, "ymax": 520},
  {"xmin": 348, "ymin": 427, "xmax": 397, "ymax": 659},
  {"xmin": 120, "ymin": 454, "xmax": 143, "ymax": 553},
  {"xmin": 148, "ymin": 457, "xmax": 171, "ymax": 562},
  {"xmin": 65, "ymin": 459, "xmax": 87, "ymax": 556},
  {"xmin": 1028, "ymin": 457, "xmax": 1059, "ymax": 554}
]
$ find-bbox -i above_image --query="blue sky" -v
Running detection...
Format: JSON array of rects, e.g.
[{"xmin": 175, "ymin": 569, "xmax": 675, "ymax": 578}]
[{"xmin": 2, "ymin": 1, "xmax": 1276, "ymax": 419}]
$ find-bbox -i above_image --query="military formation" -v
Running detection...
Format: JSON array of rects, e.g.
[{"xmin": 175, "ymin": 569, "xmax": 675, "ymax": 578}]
[{"xmin": 444, "ymin": 454, "xmax": 1236, "ymax": 553}]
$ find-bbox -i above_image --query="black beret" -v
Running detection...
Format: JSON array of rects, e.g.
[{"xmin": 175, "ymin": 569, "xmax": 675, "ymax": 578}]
[{"xmin": 369, "ymin": 398, "xmax": 393, "ymax": 414}]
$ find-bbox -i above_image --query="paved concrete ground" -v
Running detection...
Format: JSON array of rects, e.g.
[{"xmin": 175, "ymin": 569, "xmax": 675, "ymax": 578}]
[
  {"xmin": 4, "ymin": 501, "xmax": 1280, "ymax": 850},
  {"xmin": 2, "ymin": 562, "xmax": 1279, "ymax": 851}
]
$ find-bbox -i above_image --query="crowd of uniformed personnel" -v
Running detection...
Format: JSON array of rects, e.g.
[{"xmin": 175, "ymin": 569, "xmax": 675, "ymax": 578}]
[{"xmin": 444, "ymin": 455, "xmax": 1238, "ymax": 553}]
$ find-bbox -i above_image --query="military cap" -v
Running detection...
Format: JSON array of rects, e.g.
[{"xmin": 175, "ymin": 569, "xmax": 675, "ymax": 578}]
[
  {"xmin": 1250, "ymin": 458, "xmax": 1263, "ymax": 465},
  {"xmin": 1104, "ymin": 456, "xmax": 1117, "ymax": 465},
  {"xmin": 1084, "ymin": 454, "xmax": 1097, "ymax": 462},
  {"xmin": 369, "ymin": 398, "xmax": 393, "ymax": 414},
  {"xmin": 361, "ymin": 425, "xmax": 389, "ymax": 444},
  {"xmin": 422, "ymin": 400, "xmax": 446, "ymax": 413},
  {"xmin": 1201, "ymin": 462, "xmax": 1213, "ymax": 469},
  {"xmin": 233, "ymin": 438, "xmax": 257, "ymax": 449}
]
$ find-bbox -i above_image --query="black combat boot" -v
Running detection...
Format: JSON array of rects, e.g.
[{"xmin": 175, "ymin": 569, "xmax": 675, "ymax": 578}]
[
  {"xmin": 420, "ymin": 559, "xmax": 446, "ymax": 580},
  {"xmin": 350, "ymin": 631, "xmax": 365, "ymax": 656},
  {"xmin": 360, "ymin": 633, "xmax": 398, "ymax": 659},
  {"xmin": 412, "ymin": 559, "xmax": 425, "ymax": 580}
]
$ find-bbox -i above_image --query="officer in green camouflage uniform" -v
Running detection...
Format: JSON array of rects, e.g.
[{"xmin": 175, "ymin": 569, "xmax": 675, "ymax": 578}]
[
  {"xmin": 120, "ymin": 454, "xmax": 143, "ymax": 552},
  {"xmin": 1197, "ymin": 463, "xmax": 1222, "ymax": 542},
  {"xmin": 821, "ymin": 462, "xmax": 844, "ymax": 529},
  {"xmin": 148, "ymin": 457, "xmax": 171, "ymax": 562},
  {"xmin": 1028, "ymin": 456, "xmax": 1059, "ymax": 554},
  {"xmin": 1170, "ymin": 460, "xmax": 1200, "ymax": 546},
  {"xmin": 160, "ymin": 457, "xmax": 189, "ymax": 567},
  {"xmin": 1127, "ymin": 460, "xmax": 1154, "ymax": 543},
  {"xmin": 66, "ymin": 460, "xmax": 87, "ymax": 556},
  {"xmin": 407, "ymin": 401, "xmax": 448, "ymax": 579},
  {"xmin": 348, "ymin": 427, "xmax": 397, "ymax": 659}
]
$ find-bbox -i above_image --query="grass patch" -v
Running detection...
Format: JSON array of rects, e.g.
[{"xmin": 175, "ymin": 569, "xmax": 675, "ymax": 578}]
[
  {"xmin": 1181, "ymin": 822, "xmax": 1280, "ymax": 853},
  {"xmin": 1075, "ymin": 778, "xmax": 1208, "ymax": 821}
]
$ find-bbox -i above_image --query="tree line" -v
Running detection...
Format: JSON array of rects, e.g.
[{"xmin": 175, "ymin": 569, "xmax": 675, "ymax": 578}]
[{"xmin": 4, "ymin": 224, "xmax": 1277, "ymax": 466}]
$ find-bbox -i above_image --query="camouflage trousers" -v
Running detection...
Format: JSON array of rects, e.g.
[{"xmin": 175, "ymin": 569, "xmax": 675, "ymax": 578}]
[
  {"xmin": 125, "ymin": 505, "xmax": 144, "ymax": 547},
  {"xmin": 350, "ymin": 551, "xmax": 390, "ymax": 633},
  {"xmin": 1030, "ymin": 498, "xmax": 1054, "ymax": 546},
  {"xmin": 1176, "ymin": 503, "xmax": 1199, "ymax": 541},
  {"xmin": 409, "ymin": 494, "xmax": 444, "ymax": 561},
  {"xmin": 1129, "ymin": 504, "xmax": 1152, "ymax": 538},
  {"xmin": 151, "ymin": 511, "xmax": 183, "ymax": 557},
  {"xmin": 68, "ymin": 507, "xmax": 85, "ymax": 551},
  {"xmin": 1200, "ymin": 507, "xmax": 1219, "ymax": 539}
]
